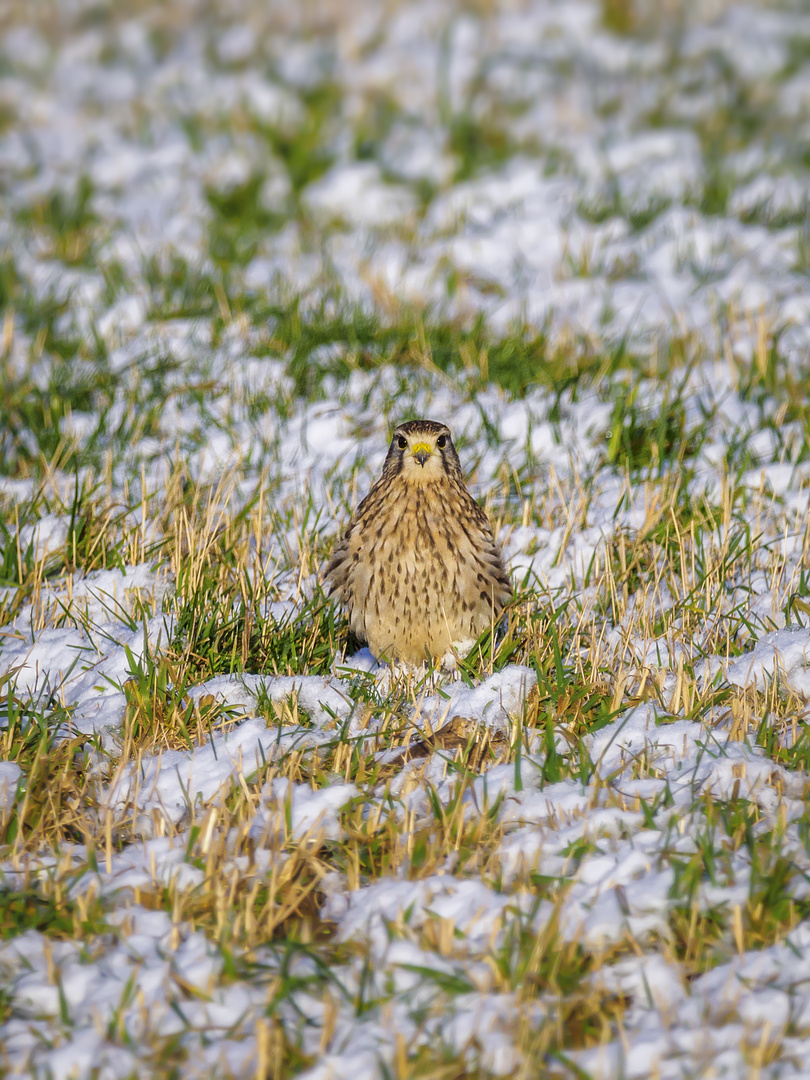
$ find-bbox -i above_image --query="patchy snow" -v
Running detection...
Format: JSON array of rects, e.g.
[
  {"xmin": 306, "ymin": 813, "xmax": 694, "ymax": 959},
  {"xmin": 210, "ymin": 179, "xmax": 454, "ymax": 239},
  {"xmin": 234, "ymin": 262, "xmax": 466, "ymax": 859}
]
[{"xmin": 2, "ymin": 0, "xmax": 810, "ymax": 1077}]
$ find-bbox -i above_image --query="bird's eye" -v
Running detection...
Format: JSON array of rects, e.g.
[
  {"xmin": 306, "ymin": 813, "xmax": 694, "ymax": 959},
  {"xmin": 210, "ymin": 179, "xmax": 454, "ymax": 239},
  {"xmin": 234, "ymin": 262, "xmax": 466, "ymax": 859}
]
[
  {"xmin": 436, "ymin": 435, "xmax": 447, "ymax": 449},
  {"xmin": 397, "ymin": 435, "xmax": 407, "ymax": 449}
]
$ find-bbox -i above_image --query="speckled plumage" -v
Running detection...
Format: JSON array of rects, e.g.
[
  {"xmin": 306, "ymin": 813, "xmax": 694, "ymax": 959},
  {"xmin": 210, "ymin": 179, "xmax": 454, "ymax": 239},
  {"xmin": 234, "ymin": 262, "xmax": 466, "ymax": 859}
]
[{"xmin": 325, "ymin": 420, "xmax": 511, "ymax": 665}]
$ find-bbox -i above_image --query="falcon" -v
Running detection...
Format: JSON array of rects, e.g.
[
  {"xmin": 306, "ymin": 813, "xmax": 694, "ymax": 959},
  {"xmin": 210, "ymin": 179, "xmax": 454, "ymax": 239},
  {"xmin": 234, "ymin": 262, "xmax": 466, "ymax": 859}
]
[{"xmin": 325, "ymin": 420, "xmax": 511, "ymax": 665}]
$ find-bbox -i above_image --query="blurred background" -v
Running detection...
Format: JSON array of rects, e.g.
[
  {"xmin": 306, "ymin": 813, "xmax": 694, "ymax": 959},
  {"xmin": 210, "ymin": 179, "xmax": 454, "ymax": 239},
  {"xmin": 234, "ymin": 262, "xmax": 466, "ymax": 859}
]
[{"xmin": 1, "ymin": 0, "xmax": 809, "ymax": 476}]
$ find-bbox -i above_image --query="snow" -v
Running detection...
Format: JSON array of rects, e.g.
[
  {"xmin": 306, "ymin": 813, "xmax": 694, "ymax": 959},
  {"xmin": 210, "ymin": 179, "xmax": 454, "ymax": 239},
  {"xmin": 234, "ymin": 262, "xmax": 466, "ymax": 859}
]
[
  {"xmin": 303, "ymin": 163, "xmax": 418, "ymax": 229},
  {"xmin": 0, "ymin": 763, "xmax": 22, "ymax": 811},
  {"xmin": 410, "ymin": 666, "xmax": 537, "ymax": 736},
  {"xmin": 722, "ymin": 628, "xmax": 810, "ymax": 694},
  {"xmin": 2, "ymin": 0, "xmax": 810, "ymax": 1076}
]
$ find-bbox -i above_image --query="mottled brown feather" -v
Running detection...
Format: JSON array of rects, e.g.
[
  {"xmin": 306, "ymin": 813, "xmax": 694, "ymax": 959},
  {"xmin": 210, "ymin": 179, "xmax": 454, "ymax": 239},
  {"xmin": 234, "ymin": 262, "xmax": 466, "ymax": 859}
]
[{"xmin": 325, "ymin": 420, "xmax": 511, "ymax": 664}]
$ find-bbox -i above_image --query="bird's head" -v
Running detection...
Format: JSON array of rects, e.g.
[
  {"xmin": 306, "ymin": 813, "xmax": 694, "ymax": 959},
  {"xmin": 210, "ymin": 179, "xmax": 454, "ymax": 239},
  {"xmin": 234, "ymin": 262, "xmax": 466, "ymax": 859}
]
[{"xmin": 383, "ymin": 420, "xmax": 463, "ymax": 483}]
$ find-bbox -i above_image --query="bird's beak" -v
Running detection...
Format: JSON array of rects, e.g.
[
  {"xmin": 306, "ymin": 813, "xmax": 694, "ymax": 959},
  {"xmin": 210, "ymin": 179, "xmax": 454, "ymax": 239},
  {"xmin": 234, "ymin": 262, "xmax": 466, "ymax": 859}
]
[{"xmin": 412, "ymin": 443, "xmax": 432, "ymax": 467}]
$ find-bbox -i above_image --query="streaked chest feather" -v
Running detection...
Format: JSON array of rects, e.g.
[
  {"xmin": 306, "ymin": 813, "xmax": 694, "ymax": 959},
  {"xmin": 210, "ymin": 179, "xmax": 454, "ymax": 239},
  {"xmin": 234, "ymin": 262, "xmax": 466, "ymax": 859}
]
[{"xmin": 351, "ymin": 482, "xmax": 475, "ymax": 572}]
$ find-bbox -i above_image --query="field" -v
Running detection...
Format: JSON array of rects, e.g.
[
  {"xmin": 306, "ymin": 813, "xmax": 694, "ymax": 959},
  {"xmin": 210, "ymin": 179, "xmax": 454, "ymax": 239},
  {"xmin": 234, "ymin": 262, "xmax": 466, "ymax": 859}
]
[{"xmin": 2, "ymin": 0, "xmax": 810, "ymax": 1076}]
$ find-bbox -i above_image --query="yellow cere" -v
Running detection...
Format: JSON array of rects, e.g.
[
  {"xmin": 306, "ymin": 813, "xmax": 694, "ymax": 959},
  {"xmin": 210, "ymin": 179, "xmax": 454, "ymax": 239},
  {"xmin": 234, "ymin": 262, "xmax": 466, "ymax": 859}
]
[{"xmin": 410, "ymin": 442, "xmax": 433, "ymax": 456}]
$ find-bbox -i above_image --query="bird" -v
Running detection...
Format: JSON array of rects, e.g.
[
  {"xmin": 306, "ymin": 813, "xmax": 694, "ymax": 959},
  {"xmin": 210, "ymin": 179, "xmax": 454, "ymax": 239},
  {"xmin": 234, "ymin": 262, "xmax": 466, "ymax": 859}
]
[{"xmin": 325, "ymin": 419, "xmax": 511, "ymax": 666}]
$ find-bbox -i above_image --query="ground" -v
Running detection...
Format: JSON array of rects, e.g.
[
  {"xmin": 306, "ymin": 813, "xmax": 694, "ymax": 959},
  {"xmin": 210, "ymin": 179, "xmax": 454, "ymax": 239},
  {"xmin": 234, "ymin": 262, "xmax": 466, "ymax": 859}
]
[{"xmin": 2, "ymin": 0, "xmax": 810, "ymax": 1077}]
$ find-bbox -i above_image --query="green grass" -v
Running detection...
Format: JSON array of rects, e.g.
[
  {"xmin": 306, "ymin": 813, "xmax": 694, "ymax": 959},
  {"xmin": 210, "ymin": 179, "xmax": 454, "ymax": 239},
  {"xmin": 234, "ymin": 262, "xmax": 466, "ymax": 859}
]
[
  {"xmin": 14, "ymin": 175, "xmax": 99, "ymax": 268},
  {"xmin": 2, "ymin": 2, "xmax": 810, "ymax": 1075}
]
